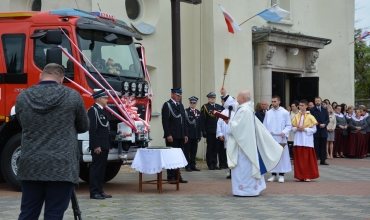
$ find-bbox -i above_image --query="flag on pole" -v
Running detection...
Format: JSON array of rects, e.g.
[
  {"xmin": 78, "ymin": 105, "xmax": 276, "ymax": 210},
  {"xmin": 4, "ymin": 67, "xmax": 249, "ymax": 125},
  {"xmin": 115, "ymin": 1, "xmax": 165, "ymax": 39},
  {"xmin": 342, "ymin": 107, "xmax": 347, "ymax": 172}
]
[
  {"xmin": 359, "ymin": 31, "xmax": 370, "ymax": 40},
  {"xmin": 219, "ymin": 4, "xmax": 242, "ymax": 34},
  {"xmin": 257, "ymin": 4, "xmax": 290, "ymax": 22}
]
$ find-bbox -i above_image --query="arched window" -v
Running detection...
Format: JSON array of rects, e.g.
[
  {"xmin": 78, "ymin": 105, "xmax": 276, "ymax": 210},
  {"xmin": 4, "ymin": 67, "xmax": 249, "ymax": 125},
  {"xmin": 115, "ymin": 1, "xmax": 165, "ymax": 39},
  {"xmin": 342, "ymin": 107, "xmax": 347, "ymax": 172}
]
[{"xmin": 125, "ymin": 0, "xmax": 142, "ymax": 21}]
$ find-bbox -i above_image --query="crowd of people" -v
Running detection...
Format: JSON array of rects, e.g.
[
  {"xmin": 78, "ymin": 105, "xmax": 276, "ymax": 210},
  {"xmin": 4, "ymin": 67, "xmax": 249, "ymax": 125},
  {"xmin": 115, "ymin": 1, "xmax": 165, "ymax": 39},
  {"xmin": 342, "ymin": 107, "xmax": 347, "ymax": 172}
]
[
  {"xmin": 256, "ymin": 98, "xmax": 370, "ymax": 160},
  {"xmin": 163, "ymin": 87, "xmax": 370, "ymax": 196}
]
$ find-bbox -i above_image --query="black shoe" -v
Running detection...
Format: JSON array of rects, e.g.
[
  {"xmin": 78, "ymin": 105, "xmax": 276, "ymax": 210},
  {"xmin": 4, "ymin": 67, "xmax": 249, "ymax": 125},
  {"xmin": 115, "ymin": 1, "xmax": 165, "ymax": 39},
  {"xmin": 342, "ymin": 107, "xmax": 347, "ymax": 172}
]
[
  {"xmin": 214, "ymin": 166, "xmax": 221, "ymax": 170},
  {"xmin": 90, "ymin": 194, "xmax": 105, "ymax": 200},
  {"xmin": 180, "ymin": 178, "xmax": 188, "ymax": 183},
  {"xmin": 167, "ymin": 177, "xmax": 176, "ymax": 181},
  {"xmin": 185, "ymin": 167, "xmax": 192, "ymax": 172},
  {"xmin": 226, "ymin": 175, "xmax": 231, "ymax": 179},
  {"xmin": 320, "ymin": 162, "xmax": 329, "ymax": 165},
  {"xmin": 209, "ymin": 166, "xmax": 215, "ymax": 170},
  {"xmin": 191, "ymin": 166, "xmax": 200, "ymax": 171},
  {"xmin": 101, "ymin": 193, "xmax": 112, "ymax": 198},
  {"xmin": 220, "ymin": 166, "xmax": 228, "ymax": 169}
]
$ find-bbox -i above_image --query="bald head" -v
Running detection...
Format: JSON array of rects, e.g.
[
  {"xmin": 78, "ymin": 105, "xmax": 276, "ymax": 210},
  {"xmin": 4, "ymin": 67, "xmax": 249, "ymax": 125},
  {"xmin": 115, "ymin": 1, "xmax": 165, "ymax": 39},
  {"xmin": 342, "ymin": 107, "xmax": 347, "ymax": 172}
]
[
  {"xmin": 261, "ymin": 100, "xmax": 268, "ymax": 110},
  {"xmin": 237, "ymin": 90, "xmax": 251, "ymax": 105}
]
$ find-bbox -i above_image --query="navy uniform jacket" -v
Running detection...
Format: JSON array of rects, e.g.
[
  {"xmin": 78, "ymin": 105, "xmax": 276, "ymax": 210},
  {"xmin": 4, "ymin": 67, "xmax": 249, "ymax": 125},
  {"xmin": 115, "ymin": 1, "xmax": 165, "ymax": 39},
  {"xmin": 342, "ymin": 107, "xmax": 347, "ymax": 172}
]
[
  {"xmin": 87, "ymin": 104, "xmax": 112, "ymax": 150},
  {"xmin": 185, "ymin": 107, "xmax": 201, "ymax": 140},
  {"xmin": 161, "ymin": 100, "xmax": 188, "ymax": 139},
  {"xmin": 255, "ymin": 109, "xmax": 265, "ymax": 123},
  {"xmin": 200, "ymin": 103, "xmax": 224, "ymax": 135},
  {"xmin": 310, "ymin": 106, "xmax": 330, "ymax": 138}
]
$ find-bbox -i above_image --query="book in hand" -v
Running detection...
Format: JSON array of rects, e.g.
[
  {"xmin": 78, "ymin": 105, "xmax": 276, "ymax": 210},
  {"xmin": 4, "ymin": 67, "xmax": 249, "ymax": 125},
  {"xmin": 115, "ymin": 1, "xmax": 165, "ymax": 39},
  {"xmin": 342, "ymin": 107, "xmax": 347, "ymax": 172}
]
[{"xmin": 213, "ymin": 110, "xmax": 229, "ymax": 120}]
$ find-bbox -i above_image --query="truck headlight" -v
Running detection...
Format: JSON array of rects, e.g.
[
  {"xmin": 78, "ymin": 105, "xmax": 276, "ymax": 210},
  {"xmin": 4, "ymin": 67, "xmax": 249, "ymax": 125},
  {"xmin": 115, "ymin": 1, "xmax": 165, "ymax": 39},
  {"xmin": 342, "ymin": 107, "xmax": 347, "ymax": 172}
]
[
  {"xmin": 137, "ymin": 83, "xmax": 143, "ymax": 92},
  {"xmin": 144, "ymin": 83, "xmax": 149, "ymax": 93},
  {"xmin": 131, "ymin": 82, "xmax": 136, "ymax": 92},
  {"xmin": 123, "ymin": 82, "xmax": 129, "ymax": 92}
]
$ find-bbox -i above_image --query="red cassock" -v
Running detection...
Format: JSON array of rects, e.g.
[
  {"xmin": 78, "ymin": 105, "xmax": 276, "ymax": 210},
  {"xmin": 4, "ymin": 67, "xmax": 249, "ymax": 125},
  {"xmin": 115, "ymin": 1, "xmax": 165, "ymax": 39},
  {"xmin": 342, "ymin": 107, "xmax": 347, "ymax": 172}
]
[
  {"xmin": 293, "ymin": 146, "xmax": 319, "ymax": 180},
  {"xmin": 348, "ymin": 132, "xmax": 366, "ymax": 158},
  {"xmin": 333, "ymin": 129, "xmax": 348, "ymax": 156}
]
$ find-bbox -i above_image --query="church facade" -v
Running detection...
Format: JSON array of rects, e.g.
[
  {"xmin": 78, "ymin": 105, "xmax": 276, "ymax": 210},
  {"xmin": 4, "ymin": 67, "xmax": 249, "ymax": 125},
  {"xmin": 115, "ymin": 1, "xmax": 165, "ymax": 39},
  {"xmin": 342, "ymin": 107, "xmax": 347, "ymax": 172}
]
[{"xmin": 2, "ymin": 0, "xmax": 354, "ymax": 155}]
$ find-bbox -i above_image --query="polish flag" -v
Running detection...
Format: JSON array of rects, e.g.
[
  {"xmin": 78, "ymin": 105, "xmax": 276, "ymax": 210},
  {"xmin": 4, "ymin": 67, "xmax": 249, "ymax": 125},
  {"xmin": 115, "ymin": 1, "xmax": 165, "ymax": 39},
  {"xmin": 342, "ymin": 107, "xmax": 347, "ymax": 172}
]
[{"xmin": 219, "ymin": 4, "xmax": 241, "ymax": 34}]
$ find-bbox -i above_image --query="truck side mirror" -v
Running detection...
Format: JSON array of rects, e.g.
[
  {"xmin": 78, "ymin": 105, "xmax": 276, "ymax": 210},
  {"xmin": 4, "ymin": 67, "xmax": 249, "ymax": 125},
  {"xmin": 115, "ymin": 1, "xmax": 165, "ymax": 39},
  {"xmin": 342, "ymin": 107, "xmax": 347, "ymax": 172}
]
[
  {"xmin": 46, "ymin": 48, "xmax": 63, "ymax": 66},
  {"xmin": 46, "ymin": 30, "xmax": 62, "ymax": 45}
]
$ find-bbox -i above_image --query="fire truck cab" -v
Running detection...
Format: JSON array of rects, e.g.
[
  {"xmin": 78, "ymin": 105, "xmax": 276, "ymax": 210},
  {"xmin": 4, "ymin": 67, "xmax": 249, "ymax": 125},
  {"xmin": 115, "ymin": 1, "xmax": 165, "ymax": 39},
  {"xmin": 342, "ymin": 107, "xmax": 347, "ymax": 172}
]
[{"xmin": 0, "ymin": 9, "xmax": 151, "ymax": 191}]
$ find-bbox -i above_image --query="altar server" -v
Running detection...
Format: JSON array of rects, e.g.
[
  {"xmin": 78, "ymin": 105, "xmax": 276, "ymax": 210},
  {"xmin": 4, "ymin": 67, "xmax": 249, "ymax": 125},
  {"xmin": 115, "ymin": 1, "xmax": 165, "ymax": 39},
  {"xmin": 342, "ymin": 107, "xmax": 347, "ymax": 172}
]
[
  {"xmin": 264, "ymin": 95, "xmax": 292, "ymax": 183},
  {"xmin": 291, "ymin": 100, "xmax": 319, "ymax": 182}
]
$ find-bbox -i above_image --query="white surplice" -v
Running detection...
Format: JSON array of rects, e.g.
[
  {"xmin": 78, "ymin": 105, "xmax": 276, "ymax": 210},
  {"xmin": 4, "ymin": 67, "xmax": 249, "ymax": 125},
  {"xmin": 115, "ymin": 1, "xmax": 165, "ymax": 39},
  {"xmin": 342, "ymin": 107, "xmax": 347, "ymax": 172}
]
[
  {"xmin": 216, "ymin": 108, "xmax": 236, "ymax": 147},
  {"xmin": 226, "ymin": 98, "xmax": 283, "ymax": 196},
  {"xmin": 292, "ymin": 114, "xmax": 317, "ymax": 148},
  {"xmin": 263, "ymin": 107, "xmax": 292, "ymax": 173}
]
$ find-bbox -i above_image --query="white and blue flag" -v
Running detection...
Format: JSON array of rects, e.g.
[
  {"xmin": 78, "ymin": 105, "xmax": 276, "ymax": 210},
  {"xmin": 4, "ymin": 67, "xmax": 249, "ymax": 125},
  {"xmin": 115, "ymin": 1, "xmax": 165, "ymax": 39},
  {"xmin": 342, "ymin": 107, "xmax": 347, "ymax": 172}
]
[{"xmin": 257, "ymin": 4, "xmax": 290, "ymax": 22}]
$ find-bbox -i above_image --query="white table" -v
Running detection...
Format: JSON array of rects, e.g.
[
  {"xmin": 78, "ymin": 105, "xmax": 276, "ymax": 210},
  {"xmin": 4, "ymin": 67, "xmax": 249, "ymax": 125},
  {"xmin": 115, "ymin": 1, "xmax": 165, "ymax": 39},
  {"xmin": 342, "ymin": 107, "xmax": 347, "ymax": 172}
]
[{"xmin": 131, "ymin": 148, "xmax": 188, "ymax": 194}]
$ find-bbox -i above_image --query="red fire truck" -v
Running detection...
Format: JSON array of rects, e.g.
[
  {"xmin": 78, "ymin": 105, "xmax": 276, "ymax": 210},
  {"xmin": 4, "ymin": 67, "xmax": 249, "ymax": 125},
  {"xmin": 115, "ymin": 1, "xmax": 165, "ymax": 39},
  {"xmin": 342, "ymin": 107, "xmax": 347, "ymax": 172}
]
[{"xmin": 0, "ymin": 8, "xmax": 151, "ymax": 191}]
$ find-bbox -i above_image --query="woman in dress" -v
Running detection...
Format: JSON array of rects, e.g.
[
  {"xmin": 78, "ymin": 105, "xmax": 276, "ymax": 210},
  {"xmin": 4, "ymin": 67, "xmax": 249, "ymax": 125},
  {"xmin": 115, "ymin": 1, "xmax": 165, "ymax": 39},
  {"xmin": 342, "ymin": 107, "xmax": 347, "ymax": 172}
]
[
  {"xmin": 332, "ymin": 102, "xmax": 337, "ymax": 110},
  {"xmin": 346, "ymin": 106, "xmax": 354, "ymax": 121},
  {"xmin": 326, "ymin": 105, "xmax": 336, "ymax": 159},
  {"xmin": 255, "ymin": 102, "xmax": 261, "ymax": 112},
  {"xmin": 348, "ymin": 109, "xmax": 367, "ymax": 158},
  {"xmin": 322, "ymin": 101, "xmax": 328, "ymax": 109},
  {"xmin": 340, "ymin": 103, "xmax": 347, "ymax": 115},
  {"xmin": 334, "ymin": 105, "xmax": 347, "ymax": 158}
]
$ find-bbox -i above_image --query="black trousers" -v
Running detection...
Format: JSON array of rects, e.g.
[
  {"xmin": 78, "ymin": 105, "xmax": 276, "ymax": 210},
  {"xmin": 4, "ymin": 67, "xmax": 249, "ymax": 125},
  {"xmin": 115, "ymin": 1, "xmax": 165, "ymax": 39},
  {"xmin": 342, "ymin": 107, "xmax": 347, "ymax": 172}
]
[
  {"xmin": 218, "ymin": 140, "xmax": 228, "ymax": 168},
  {"xmin": 90, "ymin": 150, "xmax": 109, "ymax": 195},
  {"xmin": 206, "ymin": 134, "xmax": 219, "ymax": 167},
  {"xmin": 19, "ymin": 180, "xmax": 74, "ymax": 220},
  {"xmin": 314, "ymin": 137, "xmax": 327, "ymax": 162},
  {"xmin": 165, "ymin": 138, "xmax": 184, "ymax": 179},
  {"xmin": 288, "ymin": 141, "xmax": 294, "ymax": 159},
  {"xmin": 184, "ymin": 138, "xmax": 198, "ymax": 168}
]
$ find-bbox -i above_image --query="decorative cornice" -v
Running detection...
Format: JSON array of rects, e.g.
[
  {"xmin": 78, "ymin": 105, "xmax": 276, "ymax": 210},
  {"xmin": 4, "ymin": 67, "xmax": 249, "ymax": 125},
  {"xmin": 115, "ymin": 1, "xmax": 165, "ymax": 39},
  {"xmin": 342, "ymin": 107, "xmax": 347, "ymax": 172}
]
[{"xmin": 252, "ymin": 27, "xmax": 331, "ymax": 49}]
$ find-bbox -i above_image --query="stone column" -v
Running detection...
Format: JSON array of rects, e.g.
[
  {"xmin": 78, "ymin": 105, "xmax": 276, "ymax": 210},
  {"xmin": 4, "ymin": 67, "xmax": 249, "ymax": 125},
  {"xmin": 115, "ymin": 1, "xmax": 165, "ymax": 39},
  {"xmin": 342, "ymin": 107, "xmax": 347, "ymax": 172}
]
[{"xmin": 254, "ymin": 43, "xmax": 276, "ymax": 104}]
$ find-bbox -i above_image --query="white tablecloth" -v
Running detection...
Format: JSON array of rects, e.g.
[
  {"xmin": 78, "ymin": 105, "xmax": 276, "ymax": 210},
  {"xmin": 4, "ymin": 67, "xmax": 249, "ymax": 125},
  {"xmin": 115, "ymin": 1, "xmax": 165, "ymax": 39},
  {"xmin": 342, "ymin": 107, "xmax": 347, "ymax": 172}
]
[{"xmin": 131, "ymin": 148, "xmax": 188, "ymax": 174}]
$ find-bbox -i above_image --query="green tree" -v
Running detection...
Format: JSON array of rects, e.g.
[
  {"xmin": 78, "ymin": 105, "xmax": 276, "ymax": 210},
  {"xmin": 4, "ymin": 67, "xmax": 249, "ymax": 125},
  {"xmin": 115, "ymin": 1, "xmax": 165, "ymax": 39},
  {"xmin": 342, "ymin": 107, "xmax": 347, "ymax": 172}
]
[{"xmin": 354, "ymin": 29, "xmax": 370, "ymax": 100}]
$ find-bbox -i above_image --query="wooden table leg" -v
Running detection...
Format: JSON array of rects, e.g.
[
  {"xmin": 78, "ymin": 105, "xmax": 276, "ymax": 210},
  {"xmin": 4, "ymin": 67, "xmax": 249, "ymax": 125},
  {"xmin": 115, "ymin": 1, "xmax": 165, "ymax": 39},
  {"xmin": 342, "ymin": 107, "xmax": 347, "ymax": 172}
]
[
  {"xmin": 158, "ymin": 171, "xmax": 163, "ymax": 194},
  {"xmin": 176, "ymin": 168, "xmax": 180, "ymax": 190},
  {"xmin": 139, "ymin": 172, "xmax": 142, "ymax": 192}
]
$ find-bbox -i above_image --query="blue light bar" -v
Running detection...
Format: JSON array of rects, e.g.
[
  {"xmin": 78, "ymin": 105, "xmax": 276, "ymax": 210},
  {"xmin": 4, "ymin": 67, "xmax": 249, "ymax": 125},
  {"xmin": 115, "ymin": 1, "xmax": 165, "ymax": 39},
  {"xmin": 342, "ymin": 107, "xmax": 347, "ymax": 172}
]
[{"xmin": 50, "ymin": 8, "xmax": 97, "ymax": 19}]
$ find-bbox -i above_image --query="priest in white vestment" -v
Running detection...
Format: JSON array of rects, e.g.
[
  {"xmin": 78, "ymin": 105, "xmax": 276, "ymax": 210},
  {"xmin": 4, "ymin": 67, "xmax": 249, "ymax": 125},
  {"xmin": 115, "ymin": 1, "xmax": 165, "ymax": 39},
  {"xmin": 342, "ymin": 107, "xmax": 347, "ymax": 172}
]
[
  {"xmin": 263, "ymin": 96, "xmax": 292, "ymax": 183},
  {"xmin": 223, "ymin": 89, "xmax": 283, "ymax": 197}
]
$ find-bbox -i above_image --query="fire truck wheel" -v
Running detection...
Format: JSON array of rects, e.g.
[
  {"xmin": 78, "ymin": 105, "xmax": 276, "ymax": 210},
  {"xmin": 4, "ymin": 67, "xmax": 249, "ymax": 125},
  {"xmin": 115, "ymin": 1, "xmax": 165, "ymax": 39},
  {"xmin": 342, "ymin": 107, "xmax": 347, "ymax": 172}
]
[
  {"xmin": 1, "ymin": 133, "xmax": 22, "ymax": 192},
  {"xmin": 79, "ymin": 161, "xmax": 123, "ymax": 183},
  {"xmin": 104, "ymin": 161, "xmax": 123, "ymax": 182}
]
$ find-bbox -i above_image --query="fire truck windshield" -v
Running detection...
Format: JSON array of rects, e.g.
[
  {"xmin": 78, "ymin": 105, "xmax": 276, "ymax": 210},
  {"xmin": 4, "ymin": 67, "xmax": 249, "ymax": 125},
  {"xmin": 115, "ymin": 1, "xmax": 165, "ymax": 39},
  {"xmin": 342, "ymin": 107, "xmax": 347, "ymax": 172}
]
[{"xmin": 76, "ymin": 29, "xmax": 143, "ymax": 79}]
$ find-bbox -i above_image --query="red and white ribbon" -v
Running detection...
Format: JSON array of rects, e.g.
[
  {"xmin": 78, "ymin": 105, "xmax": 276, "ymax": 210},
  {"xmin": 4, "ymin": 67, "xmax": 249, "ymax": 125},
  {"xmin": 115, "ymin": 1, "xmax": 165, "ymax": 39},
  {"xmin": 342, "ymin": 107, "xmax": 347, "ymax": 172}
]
[
  {"xmin": 58, "ymin": 27, "xmax": 137, "ymax": 131},
  {"xmin": 59, "ymin": 46, "xmax": 138, "ymax": 132}
]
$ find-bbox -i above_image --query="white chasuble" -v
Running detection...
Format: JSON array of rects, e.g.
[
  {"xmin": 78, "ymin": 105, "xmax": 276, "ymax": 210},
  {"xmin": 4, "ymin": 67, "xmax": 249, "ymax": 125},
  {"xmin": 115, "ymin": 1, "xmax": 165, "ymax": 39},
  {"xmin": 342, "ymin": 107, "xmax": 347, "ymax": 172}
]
[{"xmin": 226, "ymin": 101, "xmax": 283, "ymax": 196}]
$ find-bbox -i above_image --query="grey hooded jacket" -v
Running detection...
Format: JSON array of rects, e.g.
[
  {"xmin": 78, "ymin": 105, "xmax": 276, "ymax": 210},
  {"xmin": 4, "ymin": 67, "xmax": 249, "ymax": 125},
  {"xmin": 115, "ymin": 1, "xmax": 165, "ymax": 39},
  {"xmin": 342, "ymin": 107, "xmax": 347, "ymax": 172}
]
[{"xmin": 15, "ymin": 82, "xmax": 89, "ymax": 184}]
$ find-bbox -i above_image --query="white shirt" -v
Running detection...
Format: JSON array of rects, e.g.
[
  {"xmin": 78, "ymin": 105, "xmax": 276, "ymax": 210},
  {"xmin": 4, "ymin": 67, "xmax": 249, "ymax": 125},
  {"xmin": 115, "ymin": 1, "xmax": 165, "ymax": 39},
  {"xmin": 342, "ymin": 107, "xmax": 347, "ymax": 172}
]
[
  {"xmin": 216, "ymin": 108, "xmax": 236, "ymax": 145},
  {"xmin": 171, "ymin": 98, "xmax": 178, "ymax": 105},
  {"xmin": 95, "ymin": 103, "xmax": 103, "ymax": 109}
]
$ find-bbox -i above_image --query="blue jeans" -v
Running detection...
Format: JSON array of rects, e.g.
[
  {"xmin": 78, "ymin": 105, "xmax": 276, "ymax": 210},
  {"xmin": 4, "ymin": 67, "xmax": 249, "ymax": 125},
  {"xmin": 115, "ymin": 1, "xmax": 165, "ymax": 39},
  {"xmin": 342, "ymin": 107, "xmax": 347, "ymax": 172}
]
[{"xmin": 19, "ymin": 181, "xmax": 74, "ymax": 220}]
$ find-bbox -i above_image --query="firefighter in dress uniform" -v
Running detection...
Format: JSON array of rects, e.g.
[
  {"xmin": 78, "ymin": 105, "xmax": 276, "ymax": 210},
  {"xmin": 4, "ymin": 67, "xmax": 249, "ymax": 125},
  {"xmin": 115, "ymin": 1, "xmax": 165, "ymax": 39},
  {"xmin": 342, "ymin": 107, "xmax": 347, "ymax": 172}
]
[
  {"xmin": 161, "ymin": 88, "xmax": 188, "ymax": 183},
  {"xmin": 184, "ymin": 96, "xmax": 202, "ymax": 172},
  {"xmin": 200, "ymin": 92, "xmax": 224, "ymax": 170},
  {"xmin": 88, "ymin": 90, "xmax": 113, "ymax": 200}
]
